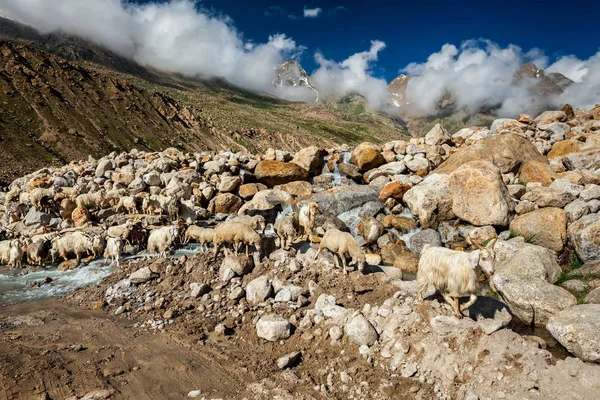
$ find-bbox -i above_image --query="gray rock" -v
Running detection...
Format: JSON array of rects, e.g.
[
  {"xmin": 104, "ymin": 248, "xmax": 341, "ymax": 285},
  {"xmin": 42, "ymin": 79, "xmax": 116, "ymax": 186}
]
[
  {"xmin": 493, "ymin": 240, "xmax": 562, "ymax": 283},
  {"xmin": 314, "ymin": 294, "xmax": 349, "ymax": 320},
  {"xmin": 568, "ymin": 213, "xmax": 600, "ymax": 262},
  {"xmin": 550, "ymin": 179, "xmax": 584, "ymax": 197},
  {"xmin": 276, "ymin": 351, "xmax": 302, "ymax": 369},
  {"xmin": 329, "ymin": 326, "xmax": 344, "ymax": 340},
  {"xmin": 23, "ymin": 207, "xmax": 50, "ymax": 226},
  {"xmin": 547, "ymin": 304, "xmax": 600, "ymax": 363},
  {"xmin": 492, "ymin": 273, "xmax": 577, "ymax": 325},
  {"xmin": 404, "ymin": 174, "xmax": 454, "ymax": 229},
  {"xmin": 129, "ymin": 267, "xmax": 157, "ymax": 284},
  {"xmin": 425, "ymin": 123, "xmax": 450, "ymax": 146},
  {"xmin": 409, "ymin": 229, "xmax": 442, "ymax": 254},
  {"xmin": 104, "ymin": 279, "xmax": 132, "ymax": 304},
  {"xmin": 95, "ymin": 159, "xmax": 114, "ymax": 178},
  {"xmin": 359, "ymin": 201, "xmax": 382, "ymax": 218},
  {"xmin": 406, "ymin": 157, "xmax": 429, "ymax": 172},
  {"xmin": 228, "ymin": 286, "xmax": 246, "ymax": 300},
  {"xmin": 585, "ymin": 287, "xmax": 600, "ymax": 304},
  {"xmin": 507, "ymin": 184, "xmax": 526, "ymax": 199},
  {"xmin": 563, "ymin": 150, "xmax": 600, "ymax": 171},
  {"xmin": 245, "ymin": 275, "xmax": 273, "ymax": 305},
  {"xmin": 220, "ymin": 254, "xmax": 254, "ymax": 278},
  {"xmin": 218, "ymin": 176, "xmax": 242, "ymax": 193},
  {"xmin": 565, "ymin": 199, "xmax": 590, "ymax": 223},
  {"xmin": 190, "ymin": 282, "xmax": 211, "ymax": 298},
  {"xmin": 580, "ymin": 184, "xmax": 600, "ymax": 202},
  {"xmin": 128, "ymin": 177, "xmax": 146, "ymax": 194},
  {"xmin": 274, "ymin": 285, "xmax": 304, "ymax": 302},
  {"xmin": 256, "ymin": 314, "xmax": 292, "ymax": 341},
  {"xmin": 310, "ymin": 185, "xmax": 380, "ymax": 216},
  {"xmin": 522, "ymin": 184, "xmax": 575, "ymax": 208},
  {"xmin": 143, "ymin": 171, "xmax": 162, "ymax": 187},
  {"xmin": 345, "ymin": 312, "xmax": 378, "ymax": 346}
]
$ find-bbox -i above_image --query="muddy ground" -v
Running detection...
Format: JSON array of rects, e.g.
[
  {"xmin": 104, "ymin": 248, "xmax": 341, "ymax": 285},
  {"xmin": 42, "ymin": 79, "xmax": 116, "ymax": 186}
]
[{"xmin": 0, "ymin": 251, "xmax": 435, "ymax": 400}]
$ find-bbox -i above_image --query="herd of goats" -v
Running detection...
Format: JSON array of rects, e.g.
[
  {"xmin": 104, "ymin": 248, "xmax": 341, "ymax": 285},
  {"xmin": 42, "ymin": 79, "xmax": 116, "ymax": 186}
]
[{"xmin": 0, "ymin": 154, "xmax": 500, "ymax": 319}]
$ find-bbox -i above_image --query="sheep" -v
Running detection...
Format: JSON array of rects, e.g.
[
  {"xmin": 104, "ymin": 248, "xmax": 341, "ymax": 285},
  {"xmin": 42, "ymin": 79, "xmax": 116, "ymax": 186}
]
[
  {"xmin": 184, "ymin": 225, "xmax": 215, "ymax": 252},
  {"xmin": 314, "ymin": 228, "xmax": 366, "ymax": 275},
  {"xmin": 416, "ymin": 239, "xmax": 496, "ymax": 318},
  {"xmin": 228, "ymin": 214, "xmax": 266, "ymax": 233},
  {"xmin": 213, "ymin": 221, "xmax": 262, "ymax": 257},
  {"xmin": 104, "ymin": 237, "xmax": 123, "ymax": 267},
  {"xmin": 298, "ymin": 202, "xmax": 318, "ymax": 242},
  {"xmin": 147, "ymin": 225, "xmax": 179, "ymax": 257},
  {"xmin": 26, "ymin": 239, "xmax": 51, "ymax": 266},
  {"xmin": 8, "ymin": 239, "xmax": 24, "ymax": 268},
  {"xmin": 107, "ymin": 220, "xmax": 134, "ymax": 244},
  {"xmin": 116, "ymin": 196, "xmax": 138, "ymax": 214},
  {"xmin": 274, "ymin": 212, "xmax": 297, "ymax": 250},
  {"xmin": 0, "ymin": 239, "xmax": 12, "ymax": 264},
  {"xmin": 29, "ymin": 187, "xmax": 57, "ymax": 212},
  {"xmin": 142, "ymin": 194, "xmax": 172, "ymax": 216},
  {"xmin": 76, "ymin": 189, "xmax": 106, "ymax": 211}
]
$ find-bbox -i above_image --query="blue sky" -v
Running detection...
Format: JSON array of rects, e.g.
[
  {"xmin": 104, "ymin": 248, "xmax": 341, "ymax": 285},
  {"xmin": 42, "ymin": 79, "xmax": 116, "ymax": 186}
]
[{"xmin": 162, "ymin": 0, "xmax": 600, "ymax": 82}]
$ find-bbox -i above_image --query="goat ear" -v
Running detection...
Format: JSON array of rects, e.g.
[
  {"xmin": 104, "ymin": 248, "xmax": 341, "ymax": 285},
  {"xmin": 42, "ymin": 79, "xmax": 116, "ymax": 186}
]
[{"xmin": 468, "ymin": 251, "xmax": 480, "ymax": 269}]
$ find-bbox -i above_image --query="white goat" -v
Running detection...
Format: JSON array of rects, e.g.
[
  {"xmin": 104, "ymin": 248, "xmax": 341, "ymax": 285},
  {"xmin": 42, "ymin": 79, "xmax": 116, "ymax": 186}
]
[
  {"xmin": 76, "ymin": 190, "xmax": 106, "ymax": 211},
  {"xmin": 147, "ymin": 225, "xmax": 179, "ymax": 257},
  {"xmin": 29, "ymin": 187, "xmax": 57, "ymax": 211},
  {"xmin": 8, "ymin": 239, "xmax": 24, "ymax": 268},
  {"xmin": 416, "ymin": 240, "xmax": 496, "ymax": 318},
  {"xmin": 314, "ymin": 228, "xmax": 366, "ymax": 275},
  {"xmin": 116, "ymin": 196, "xmax": 138, "ymax": 214},
  {"xmin": 104, "ymin": 237, "xmax": 123, "ymax": 267},
  {"xmin": 298, "ymin": 202, "xmax": 318, "ymax": 242},
  {"xmin": 0, "ymin": 240, "xmax": 11, "ymax": 264},
  {"xmin": 107, "ymin": 220, "xmax": 134, "ymax": 245}
]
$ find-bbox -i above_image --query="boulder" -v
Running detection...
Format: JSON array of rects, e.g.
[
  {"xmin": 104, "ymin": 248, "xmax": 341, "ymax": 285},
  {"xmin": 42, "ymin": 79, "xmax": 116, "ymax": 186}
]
[
  {"xmin": 351, "ymin": 143, "xmax": 385, "ymax": 172},
  {"xmin": 220, "ymin": 254, "xmax": 254, "ymax": 278},
  {"xmin": 547, "ymin": 140, "xmax": 581, "ymax": 159},
  {"xmin": 95, "ymin": 159, "xmax": 114, "ymax": 178},
  {"xmin": 409, "ymin": 229, "xmax": 442, "ymax": 254},
  {"xmin": 238, "ymin": 183, "xmax": 266, "ymax": 200},
  {"xmin": 245, "ymin": 275, "xmax": 273, "ymax": 305},
  {"xmin": 277, "ymin": 181, "xmax": 312, "ymax": 198},
  {"xmin": 490, "ymin": 118, "xmax": 528, "ymax": 136},
  {"xmin": 424, "ymin": 123, "xmax": 451, "ymax": 146},
  {"xmin": 563, "ymin": 149, "xmax": 600, "ymax": 171},
  {"xmin": 314, "ymin": 294, "xmax": 349, "ymax": 320},
  {"xmin": 493, "ymin": 241, "xmax": 562, "ymax": 283},
  {"xmin": 378, "ymin": 182, "xmax": 411, "ymax": 203},
  {"xmin": 338, "ymin": 163, "xmax": 362, "ymax": 182},
  {"xmin": 382, "ymin": 215, "xmax": 417, "ymax": 232},
  {"xmin": 129, "ymin": 267, "xmax": 158, "ymax": 284},
  {"xmin": 585, "ymin": 287, "xmax": 600, "ymax": 304},
  {"xmin": 533, "ymin": 110, "xmax": 567, "ymax": 124},
  {"xmin": 209, "ymin": 193, "xmax": 243, "ymax": 214},
  {"xmin": 580, "ymin": 185, "xmax": 600, "ymax": 202},
  {"xmin": 358, "ymin": 217, "xmax": 384, "ymax": 245},
  {"xmin": 518, "ymin": 161, "xmax": 554, "ymax": 186},
  {"xmin": 256, "ymin": 314, "xmax": 292, "ymax": 341},
  {"xmin": 254, "ymin": 161, "xmax": 309, "ymax": 187},
  {"xmin": 310, "ymin": 186, "xmax": 380, "ymax": 216},
  {"xmin": 345, "ymin": 312, "xmax": 378, "ymax": 346},
  {"xmin": 509, "ymin": 208, "xmax": 567, "ymax": 252},
  {"xmin": 564, "ymin": 199, "xmax": 590, "ymax": 223},
  {"xmin": 218, "ymin": 176, "xmax": 242, "ymax": 193},
  {"xmin": 23, "ymin": 207, "xmax": 50, "ymax": 226},
  {"xmin": 568, "ymin": 213, "xmax": 600, "ymax": 262},
  {"xmin": 435, "ymin": 133, "xmax": 546, "ymax": 174},
  {"xmin": 291, "ymin": 146, "xmax": 327, "ymax": 175},
  {"xmin": 547, "ymin": 304, "xmax": 600, "ymax": 363},
  {"xmin": 403, "ymin": 174, "xmax": 454, "ymax": 229},
  {"xmin": 521, "ymin": 185, "xmax": 575, "ymax": 208},
  {"xmin": 449, "ymin": 160, "xmax": 513, "ymax": 226},
  {"xmin": 393, "ymin": 251, "xmax": 420, "ymax": 274},
  {"xmin": 492, "ymin": 273, "xmax": 577, "ymax": 325},
  {"xmin": 72, "ymin": 206, "xmax": 91, "ymax": 227}
]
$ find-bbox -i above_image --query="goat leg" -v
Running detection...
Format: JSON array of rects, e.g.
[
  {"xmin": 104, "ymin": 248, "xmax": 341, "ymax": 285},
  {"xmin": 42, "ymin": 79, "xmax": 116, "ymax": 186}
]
[{"xmin": 460, "ymin": 294, "xmax": 478, "ymax": 313}]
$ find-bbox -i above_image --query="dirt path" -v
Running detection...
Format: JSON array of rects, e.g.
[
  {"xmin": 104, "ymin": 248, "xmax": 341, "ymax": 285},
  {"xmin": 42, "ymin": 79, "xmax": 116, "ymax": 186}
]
[{"xmin": 0, "ymin": 300, "xmax": 248, "ymax": 400}]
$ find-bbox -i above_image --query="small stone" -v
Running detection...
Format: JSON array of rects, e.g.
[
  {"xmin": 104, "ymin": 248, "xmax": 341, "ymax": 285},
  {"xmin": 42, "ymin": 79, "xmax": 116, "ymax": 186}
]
[
  {"xmin": 329, "ymin": 326, "xmax": 344, "ymax": 341},
  {"xmin": 276, "ymin": 351, "xmax": 302, "ymax": 369}
]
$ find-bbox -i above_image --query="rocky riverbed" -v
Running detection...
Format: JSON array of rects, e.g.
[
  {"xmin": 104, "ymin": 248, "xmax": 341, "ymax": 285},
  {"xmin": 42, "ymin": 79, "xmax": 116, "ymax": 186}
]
[{"xmin": 1, "ymin": 105, "xmax": 600, "ymax": 399}]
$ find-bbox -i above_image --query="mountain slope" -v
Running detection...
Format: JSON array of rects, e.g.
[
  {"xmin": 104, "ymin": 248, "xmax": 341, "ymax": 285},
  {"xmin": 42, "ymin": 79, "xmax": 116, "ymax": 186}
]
[{"xmin": 0, "ymin": 18, "xmax": 409, "ymax": 183}]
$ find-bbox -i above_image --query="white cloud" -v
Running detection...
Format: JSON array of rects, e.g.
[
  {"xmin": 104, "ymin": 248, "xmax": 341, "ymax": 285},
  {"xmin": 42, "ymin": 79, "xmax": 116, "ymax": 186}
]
[
  {"xmin": 0, "ymin": 0, "xmax": 304, "ymax": 95},
  {"xmin": 303, "ymin": 7, "xmax": 322, "ymax": 18},
  {"xmin": 311, "ymin": 40, "xmax": 391, "ymax": 109},
  {"xmin": 400, "ymin": 40, "xmax": 600, "ymax": 116}
]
